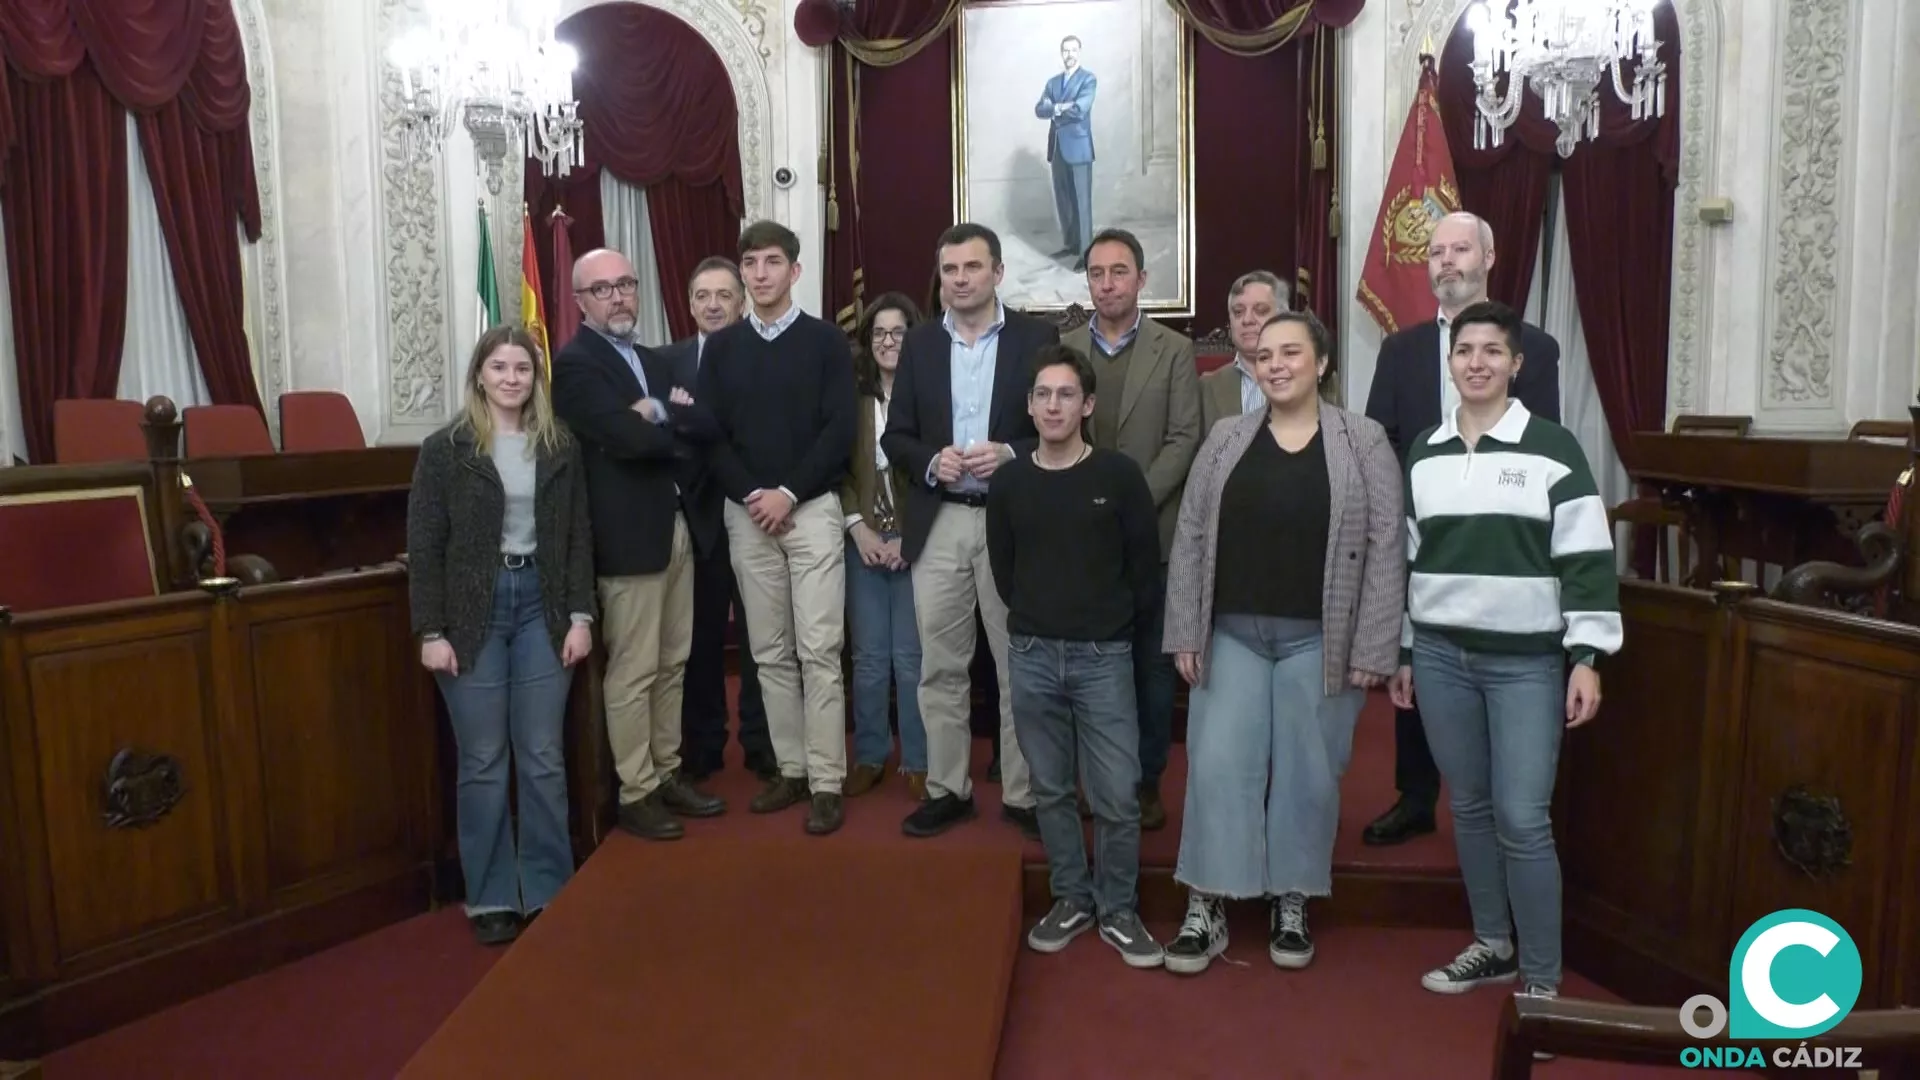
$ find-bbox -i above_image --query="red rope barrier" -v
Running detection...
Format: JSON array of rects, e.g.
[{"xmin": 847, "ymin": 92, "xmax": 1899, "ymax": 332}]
[{"xmin": 181, "ymin": 477, "xmax": 227, "ymax": 578}]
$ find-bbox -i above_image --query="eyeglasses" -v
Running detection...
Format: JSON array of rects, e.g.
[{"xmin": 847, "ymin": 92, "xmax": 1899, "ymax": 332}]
[
  {"xmin": 1029, "ymin": 387, "xmax": 1082, "ymax": 405},
  {"xmin": 871, "ymin": 328, "xmax": 906, "ymax": 343},
  {"xmin": 576, "ymin": 278, "xmax": 640, "ymax": 301}
]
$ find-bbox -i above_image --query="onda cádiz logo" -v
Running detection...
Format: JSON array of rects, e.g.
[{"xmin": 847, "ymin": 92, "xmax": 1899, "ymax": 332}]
[{"xmin": 1677, "ymin": 909, "xmax": 1865, "ymax": 1069}]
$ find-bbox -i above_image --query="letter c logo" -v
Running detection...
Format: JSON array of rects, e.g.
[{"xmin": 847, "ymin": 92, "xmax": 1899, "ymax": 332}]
[{"xmin": 1728, "ymin": 910, "xmax": 1863, "ymax": 1040}]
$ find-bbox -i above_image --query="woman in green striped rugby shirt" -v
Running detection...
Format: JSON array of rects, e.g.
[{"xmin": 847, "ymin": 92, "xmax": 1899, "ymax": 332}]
[{"xmin": 1386, "ymin": 300, "xmax": 1621, "ymax": 1005}]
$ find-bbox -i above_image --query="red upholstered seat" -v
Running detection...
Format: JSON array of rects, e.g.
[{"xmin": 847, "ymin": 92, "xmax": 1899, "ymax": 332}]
[
  {"xmin": 184, "ymin": 405, "xmax": 275, "ymax": 458},
  {"xmin": 0, "ymin": 488, "xmax": 159, "ymax": 612},
  {"xmin": 278, "ymin": 391, "xmax": 366, "ymax": 452},
  {"xmin": 53, "ymin": 399, "xmax": 148, "ymax": 464}
]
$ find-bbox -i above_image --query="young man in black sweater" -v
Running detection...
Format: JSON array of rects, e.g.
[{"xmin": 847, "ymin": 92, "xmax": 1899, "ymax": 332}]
[
  {"xmin": 986, "ymin": 345, "xmax": 1163, "ymax": 969},
  {"xmin": 694, "ymin": 220, "xmax": 857, "ymax": 836}
]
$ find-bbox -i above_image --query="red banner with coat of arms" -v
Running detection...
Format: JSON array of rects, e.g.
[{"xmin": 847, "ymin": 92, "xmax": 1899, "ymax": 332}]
[{"xmin": 1357, "ymin": 53, "xmax": 1460, "ymax": 335}]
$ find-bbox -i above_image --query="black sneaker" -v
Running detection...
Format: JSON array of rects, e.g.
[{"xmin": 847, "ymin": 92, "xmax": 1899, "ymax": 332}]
[
  {"xmin": 1026, "ymin": 898, "xmax": 1095, "ymax": 953},
  {"xmin": 1269, "ymin": 892, "xmax": 1313, "ymax": 968},
  {"xmin": 469, "ymin": 911, "xmax": 519, "ymax": 946},
  {"xmin": 1164, "ymin": 893, "xmax": 1228, "ymax": 975},
  {"xmin": 902, "ymin": 793, "xmax": 977, "ymax": 837},
  {"xmin": 1421, "ymin": 939, "xmax": 1520, "ymax": 993}
]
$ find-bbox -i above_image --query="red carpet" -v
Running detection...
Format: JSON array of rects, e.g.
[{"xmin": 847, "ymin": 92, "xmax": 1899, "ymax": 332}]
[{"xmin": 398, "ymin": 836, "xmax": 1022, "ymax": 1080}]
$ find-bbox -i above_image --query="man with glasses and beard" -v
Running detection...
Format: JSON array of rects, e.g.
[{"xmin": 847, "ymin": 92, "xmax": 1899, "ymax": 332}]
[
  {"xmin": 1359, "ymin": 211, "xmax": 1561, "ymax": 848},
  {"xmin": 552, "ymin": 247, "xmax": 726, "ymax": 841}
]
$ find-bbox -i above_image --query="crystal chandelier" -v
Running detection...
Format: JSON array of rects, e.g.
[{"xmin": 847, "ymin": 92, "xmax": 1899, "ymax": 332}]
[
  {"xmin": 1464, "ymin": 0, "xmax": 1667, "ymax": 158},
  {"xmin": 389, "ymin": 0, "xmax": 585, "ymax": 195}
]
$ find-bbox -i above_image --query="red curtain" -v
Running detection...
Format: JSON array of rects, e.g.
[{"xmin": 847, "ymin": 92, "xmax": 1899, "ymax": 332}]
[
  {"xmin": 527, "ymin": 4, "xmax": 744, "ymax": 344},
  {"xmin": 1, "ymin": 64, "xmax": 128, "ymax": 465},
  {"xmin": 1436, "ymin": 19, "xmax": 1552, "ymax": 308},
  {"xmin": 2, "ymin": 0, "xmax": 262, "ymax": 461},
  {"xmin": 1292, "ymin": 26, "xmax": 1340, "ymax": 343}
]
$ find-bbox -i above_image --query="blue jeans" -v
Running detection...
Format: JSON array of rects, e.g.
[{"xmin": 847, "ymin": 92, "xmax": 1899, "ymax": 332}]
[
  {"xmin": 1411, "ymin": 631, "xmax": 1567, "ymax": 989},
  {"xmin": 846, "ymin": 539, "xmax": 926, "ymax": 771},
  {"xmin": 434, "ymin": 566, "xmax": 575, "ymax": 916},
  {"xmin": 1177, "ymin": 616, "xmax": 1363, "ymax": 898},
  {"xmin": 1007, "ymin": 634, "xmax": 1141, "ymax": 917}
]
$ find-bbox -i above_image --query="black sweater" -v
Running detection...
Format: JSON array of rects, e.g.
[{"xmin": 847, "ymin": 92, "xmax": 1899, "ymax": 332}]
[
  {"xmin": 694, "ymin": 313, "xmax": 857, "ymax": 504},
  {"xmin": 986, "ymin": 447, "xmax": 1160, "ymax": 641}
]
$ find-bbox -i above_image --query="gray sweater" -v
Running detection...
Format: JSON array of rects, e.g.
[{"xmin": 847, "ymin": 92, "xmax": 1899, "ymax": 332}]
[{"xmin": 406, "ymin": 423, "xmax": 596, "ymax": 667}]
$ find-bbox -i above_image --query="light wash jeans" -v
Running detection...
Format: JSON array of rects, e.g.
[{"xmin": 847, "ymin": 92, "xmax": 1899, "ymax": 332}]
[
  {"xmin": 1176, "ymin": 616, "xmax": 1363, "ymax": 898},
  {"xmin": 1411, "ymin": 630, "xmax": 1567, "ymax": 989},
  {"xmin": 434, "ymin": 565, "xmax": 575, "ymax": 916},
  {"xmin": 845, "ymin": 537, "xmax": 926, "ymax": 771},
  {"xmin": 1007, "ymin": 635, "xmax": 1141, "ymax": 918}
]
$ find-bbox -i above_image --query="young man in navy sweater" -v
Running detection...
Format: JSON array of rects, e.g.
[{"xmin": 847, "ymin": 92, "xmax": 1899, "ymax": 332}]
[
  {"xmin": 695, "ymin": 221, "xmax": 858, "ymax": 836},
  {"xmin": 987, "ymin": 345, "xmax": 1164, "ymax": 969}
]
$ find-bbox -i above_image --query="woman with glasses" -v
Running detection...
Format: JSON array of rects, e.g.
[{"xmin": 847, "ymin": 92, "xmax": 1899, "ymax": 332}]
[
  {"xmin": 1162, "ymin": 312, "xmax": 1404, "ymax": 974},
  {"xmin": 408, "ymin": 324, "xmax": 596, "ymax": 946},
  {"xmin": 840, "ymin": 293, "xmax": 929, "ymax": 798}
]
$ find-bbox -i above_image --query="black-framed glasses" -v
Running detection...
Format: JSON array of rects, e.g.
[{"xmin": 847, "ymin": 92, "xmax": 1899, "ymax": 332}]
[
  {"xmin": 871, "ymin": 328, "xmax": 906, "ymax": 343},
  {"xmin": 576, "ymin": 278, "xmax": 640, "ymax": 301}
]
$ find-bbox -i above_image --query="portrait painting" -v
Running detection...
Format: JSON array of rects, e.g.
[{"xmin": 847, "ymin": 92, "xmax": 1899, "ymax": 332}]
[{"xmin": 954, "ymin": 0, "xmax": 1193, "ymax": 315}]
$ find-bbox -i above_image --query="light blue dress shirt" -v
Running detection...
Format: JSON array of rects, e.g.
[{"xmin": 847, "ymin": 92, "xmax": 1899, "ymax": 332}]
[{"xmin": 937, "ymin": 303, "xmax": 1006, "ymax": 495}]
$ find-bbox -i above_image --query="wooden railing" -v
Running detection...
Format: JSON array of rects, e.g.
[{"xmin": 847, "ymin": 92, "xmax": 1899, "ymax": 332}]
[
  {"xmin": 0, "ymin": 569, "xmax": 439, "ymax": 1055},
  {"xmin": 1565, "ymin": 578, "xmax": 1920, "ymax": 1013}
]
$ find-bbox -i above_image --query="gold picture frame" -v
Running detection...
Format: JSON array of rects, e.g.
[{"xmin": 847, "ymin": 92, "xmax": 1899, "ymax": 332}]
[{"xmin": 952, "ymin": 0, "xmax": 1195, "ymax": 316}]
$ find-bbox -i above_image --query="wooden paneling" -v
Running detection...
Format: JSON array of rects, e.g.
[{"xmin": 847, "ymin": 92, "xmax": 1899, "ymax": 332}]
[
  {"xmin": 246, "ymin": 591, "xmax": 412, "ymax": 900},
  {"xmin": 27, "ymin": 628, "xmax": 228, "ymax": 965},
  {"xmin": 0, "ymin": 570, "xmax": 437, "ymax": 1056},
  {"xmin": 1565, "ymin": 582, "xmax": 1920, "ymax": 1010},
  {"xmin": 1561, "ymin": 585, "xmax": 1720, "ymax": 992}
]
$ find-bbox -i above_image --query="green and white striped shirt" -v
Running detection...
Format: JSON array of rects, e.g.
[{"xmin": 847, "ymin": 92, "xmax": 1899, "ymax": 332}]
[{"xmin": 1401, "ymin": 401, "xmax": 1623, "ymax": 666}]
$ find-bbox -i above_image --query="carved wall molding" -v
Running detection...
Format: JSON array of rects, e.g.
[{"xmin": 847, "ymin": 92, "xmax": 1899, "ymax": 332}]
[
  {"xmin": 103, "ymin": 747, "xmax": 186, "ymax": 829},
  {"xmin": 1391, "ymin": 0, "xmax": 1723, "ymax": 420},
  {"xmin": 1762, "ymin": 0, "xmax": 1850, "ymax": 409},
  {"xmin": 726, "ymin": 0, "xmax": 773, "ymax": 62},
  {"xmin": 233, "ymin": 0, "xmax": 292, "ymax": 411},
  {"xmin": 375, "ymin": 0, "xmax": 453, "ymax": 426}
]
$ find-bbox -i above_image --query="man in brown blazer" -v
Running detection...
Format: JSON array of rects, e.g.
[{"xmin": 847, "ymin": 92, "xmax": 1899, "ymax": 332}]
[
  {"xmin": 1199, "ymin": 270, "xmax": 1290, "ymax": 432},
  {"xmin": 1062, "ymin": 227, "xmax": 1199, "ymax": 829}
]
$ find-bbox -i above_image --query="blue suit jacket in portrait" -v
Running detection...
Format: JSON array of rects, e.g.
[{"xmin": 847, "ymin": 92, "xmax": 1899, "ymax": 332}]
[{"xmin": 1036, "ymin": 67, "xmax": 1097, "ymax": 164}]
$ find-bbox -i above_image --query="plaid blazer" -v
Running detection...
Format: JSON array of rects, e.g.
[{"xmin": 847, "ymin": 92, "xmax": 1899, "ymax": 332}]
[{"xmin": 1163, "ymin": 399, "xmax": 1406, "ymax": 694}]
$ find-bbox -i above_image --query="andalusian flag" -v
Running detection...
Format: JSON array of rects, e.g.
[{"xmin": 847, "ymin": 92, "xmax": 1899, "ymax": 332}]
[
  {"xmin": 475, "ymin": 202, "xmax": 501, "ymax": 340},
  {"xmin": 521, "ymin": 206, "xmax": 551, "ymax": 380}
]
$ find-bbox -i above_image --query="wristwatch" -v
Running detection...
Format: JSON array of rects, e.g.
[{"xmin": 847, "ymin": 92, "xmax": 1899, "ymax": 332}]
[{"xmin": 421, "ymin": 632, "xmax": 444, "ymax": 643}]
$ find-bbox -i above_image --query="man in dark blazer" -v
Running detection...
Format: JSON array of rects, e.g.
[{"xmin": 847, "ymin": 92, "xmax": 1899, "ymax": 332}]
[
  {"xmin": 882, "ymin": 223, "xmax": 1057, "ymax": 840},
  {"xmin": 1361, "ymin": 211, "xmax": 1562, "ymax": 846},
  {"xmin": 551, "ymin": 247, "xmax": 727, "ymax": 843},
  {"xmin": 657, "ymin": 256, "xmax": 776, "ymax": 783}
]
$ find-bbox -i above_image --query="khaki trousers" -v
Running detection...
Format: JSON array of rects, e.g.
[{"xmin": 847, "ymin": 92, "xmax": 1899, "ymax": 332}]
[
  {"xmin": 724, "ymin": 493, "xmax": 847, "ymax": 792},
  {"xmin": 910, "ymin": 504, "xmax": 1031, "ymax": 808},
  {"xmin": 598, "ymin": 513, "xmax": 695, "ymax": 805}
]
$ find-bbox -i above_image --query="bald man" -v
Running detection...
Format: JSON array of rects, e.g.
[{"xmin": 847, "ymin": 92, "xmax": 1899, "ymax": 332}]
[
  {"xmin": 1361, "ymin": 212, "xmax": 1561, "ymax": 847},
  {"xmin": 551, "ymin": 248, "xmax": 726, "ymax": 841}
]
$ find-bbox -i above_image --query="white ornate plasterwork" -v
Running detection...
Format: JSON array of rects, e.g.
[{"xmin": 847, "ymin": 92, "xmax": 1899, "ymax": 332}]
[
  {"xmin": 633, "ymin": 0, "xmax": 774, "ymax": 222},
  {"xmin": 233, "ymin": 0, "xmax": 291, "ymax": 409},
  {"xmin": 377, "ymin": 0, "xmax": 453, "ymax": 422},
  {"xmin": 1762, "ymin": 0, "xmax": 1848, "ymax": 407},
  {"xmin": 1393, "ymin": 0, "xmax": 1722, "ymax": 418},
  {"xmin": 726, "ymin": 0, "xmax": 773, "ymax": 62}
]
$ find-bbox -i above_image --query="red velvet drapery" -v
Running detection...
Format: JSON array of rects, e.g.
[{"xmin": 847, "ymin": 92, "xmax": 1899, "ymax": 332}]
[
  {"xmin": 1, "ymin": 0, "xmax": 261, "ymax": 462},
  {"xmin": 1436, "ymin": 4, "xmax": 1680, "ymax": 462},
  {"xmin": 815, "ymin": 0, "xmax": 1362, "ymax": 336},
  {"xmin": 526, "ymin": 4, "xmax": 744, "ymax": 344}
]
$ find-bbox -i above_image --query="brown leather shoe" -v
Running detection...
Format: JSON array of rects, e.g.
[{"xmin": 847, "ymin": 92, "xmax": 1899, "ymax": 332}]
[
  {"xmin": 1139, "ymin": 784, "xmax": 1168, "ymax": 832},
  {"xmin": 804, "ymin": 793, "xmax": 844, "ymax": 835},
  {"xmin": 659, "ymin": 774, "xmax": 726, "ymax": 817},
  {"xmin": 844, "ymin": 763, "xmax": 886, "ymax": 797},
  {"xmin": 617, "ymin": 795, "xmax": 684, "ymax": 840},
  {"xmin": 749, "ymin": 776, "xmax": 810, "ymax": 814},
  {"xmin": 904, "ymin": 771, "xmax": 928, "ymax": 802}
]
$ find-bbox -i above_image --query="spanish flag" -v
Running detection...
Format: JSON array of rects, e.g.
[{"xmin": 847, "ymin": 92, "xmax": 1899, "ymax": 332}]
[{"xmin": 521, "ymin": 206, "xmax": 551, "ymax": 380}]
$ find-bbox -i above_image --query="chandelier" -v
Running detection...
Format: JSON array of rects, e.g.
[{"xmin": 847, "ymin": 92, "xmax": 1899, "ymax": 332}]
[
  {"xmin": 1464, "ymin": 0, "xmax": 1667, "ymax": 158},
  {"xmin": 389, "ymin": 0, "xmax": 585, "ymax": 195}
]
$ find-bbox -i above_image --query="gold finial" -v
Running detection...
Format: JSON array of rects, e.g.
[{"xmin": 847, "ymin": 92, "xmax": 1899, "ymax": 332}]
[{"xmin": 1422, "ymin": 34, "xmax": 1436, "ymax": 59}]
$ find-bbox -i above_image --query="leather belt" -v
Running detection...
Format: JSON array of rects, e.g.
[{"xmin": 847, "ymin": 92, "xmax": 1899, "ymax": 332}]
[
  {"xmin": 939, "ymin": 491, "xmax": 989, "ymax": 508},
  {"xmin": 502, "ymin": 553, "xmax": 534, "ymax": 569}
]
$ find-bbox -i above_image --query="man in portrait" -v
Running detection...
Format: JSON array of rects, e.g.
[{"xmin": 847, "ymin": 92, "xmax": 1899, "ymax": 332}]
[{"xmin": 1035, "ymin": 35, "xmax": 1096, "ymax": 271}]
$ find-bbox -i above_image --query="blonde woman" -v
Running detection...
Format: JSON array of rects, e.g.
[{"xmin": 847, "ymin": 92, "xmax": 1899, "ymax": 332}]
[{"xmin": 407, "ymin": 324, "xmax": 596, "ymax": 946}]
